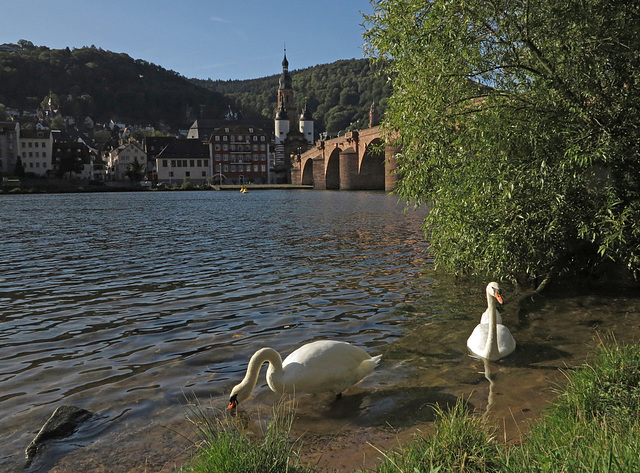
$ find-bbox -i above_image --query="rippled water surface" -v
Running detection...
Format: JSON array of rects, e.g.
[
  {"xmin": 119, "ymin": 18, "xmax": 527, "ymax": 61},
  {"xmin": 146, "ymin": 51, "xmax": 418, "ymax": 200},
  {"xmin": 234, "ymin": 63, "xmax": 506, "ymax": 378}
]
[
  {"xmin": 0, "ymin": 190, "xmax": 430, "ymax": 471},
  {"xmin": 3, "ymin": 190, "xmax": 640, "ymax": 472}
]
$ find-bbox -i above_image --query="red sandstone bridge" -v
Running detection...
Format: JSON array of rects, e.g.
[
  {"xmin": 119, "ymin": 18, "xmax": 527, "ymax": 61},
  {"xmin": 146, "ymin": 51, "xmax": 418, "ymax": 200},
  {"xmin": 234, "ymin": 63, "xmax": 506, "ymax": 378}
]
[{"xmin": 290, "ymin": 126, "xmax": 399, "ymax": 191}]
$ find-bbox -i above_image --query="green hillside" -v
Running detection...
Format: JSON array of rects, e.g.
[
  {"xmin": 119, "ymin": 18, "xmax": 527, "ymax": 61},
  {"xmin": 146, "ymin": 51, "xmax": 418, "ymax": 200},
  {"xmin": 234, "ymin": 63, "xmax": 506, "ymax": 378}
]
[
  {"xmin": 193, "ymin": 58, "xmax": 392, "ymax": 134},
  {"xmin": 0, "ymin": 42, "xmax": 233, "ymax": 128},
  {"xmin": 0, "ymin": 42, "xmax": 391, "ymax": 135}
]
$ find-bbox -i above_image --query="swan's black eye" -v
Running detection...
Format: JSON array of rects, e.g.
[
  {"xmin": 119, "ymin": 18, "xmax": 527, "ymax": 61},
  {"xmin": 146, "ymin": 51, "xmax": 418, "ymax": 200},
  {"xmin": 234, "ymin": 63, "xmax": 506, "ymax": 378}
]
[{"xmin": 228, "ymin": 394, "xmax": 238, "ymax": 410}]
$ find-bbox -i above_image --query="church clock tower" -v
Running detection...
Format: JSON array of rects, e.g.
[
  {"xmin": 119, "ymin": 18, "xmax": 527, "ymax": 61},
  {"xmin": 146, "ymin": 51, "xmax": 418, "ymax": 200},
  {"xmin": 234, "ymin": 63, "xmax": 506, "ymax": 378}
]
[{"xmin": 277, "ymin": 49, "xmax": 294, "ymax": 126}]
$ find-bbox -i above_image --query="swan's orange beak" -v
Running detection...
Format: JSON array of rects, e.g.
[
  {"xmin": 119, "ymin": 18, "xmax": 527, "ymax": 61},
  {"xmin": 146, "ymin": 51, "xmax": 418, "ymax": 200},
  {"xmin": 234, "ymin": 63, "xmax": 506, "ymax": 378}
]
[
  {"xmin": 228, "ymin": 394, "xmax": 238, "ymax": 410},
  {"xmin": 494, "ymin": 290, "xmax": 504, "ymax": 304}
]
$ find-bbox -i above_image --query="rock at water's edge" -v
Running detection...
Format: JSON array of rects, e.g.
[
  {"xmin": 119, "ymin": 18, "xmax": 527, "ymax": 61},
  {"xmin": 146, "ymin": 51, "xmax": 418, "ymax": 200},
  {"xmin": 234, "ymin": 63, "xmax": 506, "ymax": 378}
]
[{"xmin": 25, "ymin": 405, "xmax": 94, "ymax": 461}]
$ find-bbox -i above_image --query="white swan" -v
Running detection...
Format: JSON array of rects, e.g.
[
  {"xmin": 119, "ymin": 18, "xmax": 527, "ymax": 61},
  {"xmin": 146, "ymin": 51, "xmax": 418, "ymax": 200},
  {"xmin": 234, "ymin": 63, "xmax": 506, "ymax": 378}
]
[
  {"xmin": 467, "ymin": 282, "xmax": 516, "ymax": 361},
  {"xmin": 228, "ymin": 340, "xmax": 382, "ymax": 409}
]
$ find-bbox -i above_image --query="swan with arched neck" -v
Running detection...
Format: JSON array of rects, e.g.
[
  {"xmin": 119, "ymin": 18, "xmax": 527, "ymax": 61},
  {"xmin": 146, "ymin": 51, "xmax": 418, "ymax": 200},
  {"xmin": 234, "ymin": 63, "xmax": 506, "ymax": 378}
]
[{"xmin": 228, "ymin": 340, "xmax": 382, "ymax": 409}]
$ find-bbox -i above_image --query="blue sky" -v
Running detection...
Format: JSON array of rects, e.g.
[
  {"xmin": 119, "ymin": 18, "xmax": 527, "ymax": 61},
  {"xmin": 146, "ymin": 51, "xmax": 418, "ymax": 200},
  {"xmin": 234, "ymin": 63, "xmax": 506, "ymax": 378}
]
[{"xmin": 2, "ymin": 0, "xmax": 374, "ymax": 81}]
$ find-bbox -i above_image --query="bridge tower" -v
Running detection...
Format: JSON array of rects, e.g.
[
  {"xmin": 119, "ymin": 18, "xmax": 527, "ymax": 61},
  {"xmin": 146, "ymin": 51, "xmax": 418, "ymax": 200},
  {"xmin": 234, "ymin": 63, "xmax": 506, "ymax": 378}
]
[{"xmin": 299, "ymin": 102, "xmax": 314, "ymax": 145}]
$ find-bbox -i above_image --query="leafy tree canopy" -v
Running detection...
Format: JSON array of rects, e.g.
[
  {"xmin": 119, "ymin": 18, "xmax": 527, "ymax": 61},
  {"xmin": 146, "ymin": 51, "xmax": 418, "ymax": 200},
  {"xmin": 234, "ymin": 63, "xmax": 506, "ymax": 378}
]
[{"xmin": 364, "ymin": 0, "xmax": 640, "ymax": 285}]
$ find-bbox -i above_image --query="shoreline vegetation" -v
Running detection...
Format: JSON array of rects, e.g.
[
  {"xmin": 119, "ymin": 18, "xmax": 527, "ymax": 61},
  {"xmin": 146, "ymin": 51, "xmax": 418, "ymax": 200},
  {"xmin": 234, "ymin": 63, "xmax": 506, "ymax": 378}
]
[{"xmin": 179, "ymin": 337, "xmax": 640, "ymax": 473}]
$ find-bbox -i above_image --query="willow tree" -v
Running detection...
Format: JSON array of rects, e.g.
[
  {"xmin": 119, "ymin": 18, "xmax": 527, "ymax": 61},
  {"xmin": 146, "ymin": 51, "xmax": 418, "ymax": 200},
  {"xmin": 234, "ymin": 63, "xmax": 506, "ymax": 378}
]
[{"xmin": 364, "ymin": 0, "xmax": 640, "ymax": 285}]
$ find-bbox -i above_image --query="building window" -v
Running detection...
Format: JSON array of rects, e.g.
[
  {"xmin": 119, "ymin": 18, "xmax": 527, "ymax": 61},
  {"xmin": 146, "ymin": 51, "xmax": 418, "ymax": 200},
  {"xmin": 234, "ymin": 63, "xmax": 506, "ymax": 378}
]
[
  {"xmin": 201, "ymin": 171, "xmax": 206, "ymax": 177},
  {"xmin": 185, "ymin": 171, "xmax": 190, "ymax": 177},
  {"xmin": 223, "ymin": 165, "xmax": 228, "ymax": 172},
  {"xmin": 190, "ymin": 160, "xmax": 195, "ymax": 167},
  {"xmin": 163, "ymin": 160, "xmax": 168, "ymax": 167},
  {"xmin": 196, "ymin": 159, "xmax": 201, "ymax": 167}
]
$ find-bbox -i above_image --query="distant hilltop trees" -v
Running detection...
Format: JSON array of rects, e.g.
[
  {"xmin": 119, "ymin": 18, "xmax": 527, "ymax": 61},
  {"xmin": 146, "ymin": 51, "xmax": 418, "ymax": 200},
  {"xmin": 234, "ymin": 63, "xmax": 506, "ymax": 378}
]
[{"xmin": 0, "ymin": 41, "xmax": 391, "ymax": 136}]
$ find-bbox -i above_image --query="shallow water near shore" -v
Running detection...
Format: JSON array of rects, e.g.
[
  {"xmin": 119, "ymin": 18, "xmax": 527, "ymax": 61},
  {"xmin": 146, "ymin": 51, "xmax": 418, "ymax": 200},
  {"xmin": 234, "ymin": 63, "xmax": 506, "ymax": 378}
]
[{"xmin": 2, "ymin": 190, "xmax": 640, "ymax": 472}]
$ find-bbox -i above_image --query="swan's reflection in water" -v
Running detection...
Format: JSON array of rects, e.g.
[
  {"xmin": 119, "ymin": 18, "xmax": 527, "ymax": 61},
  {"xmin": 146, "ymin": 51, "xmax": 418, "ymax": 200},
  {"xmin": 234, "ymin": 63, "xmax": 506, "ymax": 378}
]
[{"xmin": 482, "ymin": 357, "xmax": 495, "ymax": 415}]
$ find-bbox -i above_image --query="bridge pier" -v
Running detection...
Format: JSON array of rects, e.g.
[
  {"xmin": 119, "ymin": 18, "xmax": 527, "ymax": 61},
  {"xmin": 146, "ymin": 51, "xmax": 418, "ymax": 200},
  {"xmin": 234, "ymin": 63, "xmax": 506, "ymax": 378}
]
[
  {"xmin": 312, "ymin": 155, "xmax": 326, "ymax": 189},
  {"xmin": 339, "ymin": 148, "xmax": 358, "ymax": 190},
  {"xmin": 384, "ymin": 144, "xmax": 400, "ymax": 192}
]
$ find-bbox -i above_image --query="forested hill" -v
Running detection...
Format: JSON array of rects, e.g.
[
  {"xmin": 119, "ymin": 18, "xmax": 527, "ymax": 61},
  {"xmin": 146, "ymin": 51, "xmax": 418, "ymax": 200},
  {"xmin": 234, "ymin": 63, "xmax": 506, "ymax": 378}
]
[
  {"xmin": 0, "ymin": 43, "xmax": 391, "ymax": 135},
  {"xmin": 192, "ymin": 58, "xmax": 392, "ymax": 135},
  {"xmin": 0, "ymin": 43, "xmax": 233, "ymax": 128}
]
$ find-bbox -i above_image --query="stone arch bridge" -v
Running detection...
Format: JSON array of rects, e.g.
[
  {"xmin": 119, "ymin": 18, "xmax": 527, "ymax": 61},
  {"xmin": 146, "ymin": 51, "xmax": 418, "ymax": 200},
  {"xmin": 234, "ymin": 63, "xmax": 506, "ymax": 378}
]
[{"xmin": 290, "ymin": 126, "xmax": 399, "ymax": 191}]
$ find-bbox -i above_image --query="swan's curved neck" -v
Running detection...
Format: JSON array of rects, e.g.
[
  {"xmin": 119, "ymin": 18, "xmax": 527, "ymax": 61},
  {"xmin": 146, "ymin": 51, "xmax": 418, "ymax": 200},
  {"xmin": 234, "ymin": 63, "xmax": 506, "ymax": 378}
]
[
  {"xmin": 485, "ymin": 295, "xmax": 499, "ymax": 359},
  {"xmin": 236, "ymin": 348, "xmax": 284, "ymax": 399}
]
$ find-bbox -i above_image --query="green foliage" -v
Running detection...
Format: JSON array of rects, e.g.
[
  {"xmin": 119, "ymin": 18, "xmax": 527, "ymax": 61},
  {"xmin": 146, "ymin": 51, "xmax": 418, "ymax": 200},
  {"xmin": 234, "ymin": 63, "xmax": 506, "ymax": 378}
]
[
  {"xmin": 180, "ymin": 398, "xmax": 315, "ymax": 473},
  {"xmin": 0, "ymin": 44, "xmax": 233, "ymax": 127},
  {"xmin": 503, "ymin": 338, "xmax": 640, "ymax": 472},
  {"xmin": 364, "ymin": 0, "xmax": 640, "ymax": 284},
  {"xmin": 193, "ymin": 58, "xmax": 392, "ymax": 134},
  {"xmin": 125, "ymin": 160, "xmax": 146, "ymax": 183},
  {"xmin": 364, "ymin": 399, "xmax": 502, "ymax": 473}
]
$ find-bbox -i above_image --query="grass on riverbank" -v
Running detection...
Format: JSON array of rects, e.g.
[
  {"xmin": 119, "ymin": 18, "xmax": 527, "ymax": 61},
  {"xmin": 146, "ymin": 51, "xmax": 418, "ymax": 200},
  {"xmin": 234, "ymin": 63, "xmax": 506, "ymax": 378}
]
[
  {"xmin": 179, "ymin": 398, "xmax": 317, "ymax": 473},
  {"xmin": 180, "ymin": 338, "xmax": 640, "ymax": 473}
]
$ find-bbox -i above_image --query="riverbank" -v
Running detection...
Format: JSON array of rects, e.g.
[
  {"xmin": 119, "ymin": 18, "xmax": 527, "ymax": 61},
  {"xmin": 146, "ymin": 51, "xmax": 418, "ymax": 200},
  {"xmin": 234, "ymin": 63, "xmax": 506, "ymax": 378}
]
[
  {"xmin": 179, "ymin": 337, "xmax": 640, "ymax": 472},
  {"xmin": 0, "ymin": 179, "xmax": 314, "ymax": 194}
]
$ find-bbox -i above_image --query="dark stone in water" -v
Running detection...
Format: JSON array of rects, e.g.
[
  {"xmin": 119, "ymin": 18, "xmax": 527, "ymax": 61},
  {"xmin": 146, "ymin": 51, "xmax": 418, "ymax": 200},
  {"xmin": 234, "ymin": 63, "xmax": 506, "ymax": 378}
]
[{"xmin": 25, "ymin": 405, "xmax": 94, "ymax": 463}]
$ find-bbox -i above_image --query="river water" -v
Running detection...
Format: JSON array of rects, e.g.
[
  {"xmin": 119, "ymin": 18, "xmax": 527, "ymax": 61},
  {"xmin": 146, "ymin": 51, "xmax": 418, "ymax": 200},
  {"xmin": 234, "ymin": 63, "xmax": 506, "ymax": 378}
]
[{"xmin": 1, "ymin": 190, "xmax": 640, "ymax": 472}]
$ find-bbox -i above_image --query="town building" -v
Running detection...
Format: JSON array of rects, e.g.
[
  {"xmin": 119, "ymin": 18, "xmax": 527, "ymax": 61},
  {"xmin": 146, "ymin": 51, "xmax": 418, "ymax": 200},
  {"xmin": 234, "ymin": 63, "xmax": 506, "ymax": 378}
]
[
  {"xmin": 209, "ymin": 124, "xmax": 269, "ymax": 185},
  {"xmin": 0, "ymin": 121, "xmax": 19, "ymax": 176},
  {"xmin": 107, "ymin": 142, "xmax": 147, "ymax": 181},
  {"xmin": 19, "ymin": 128, "xmax": 53, "ymax": 177},
  {"xmin": 52, "ymin": 132, "xmax": 95, "ymax": 180},
  {"xmin": 155, "ymin": 139, "xmax": 210, "ymax": 186}
]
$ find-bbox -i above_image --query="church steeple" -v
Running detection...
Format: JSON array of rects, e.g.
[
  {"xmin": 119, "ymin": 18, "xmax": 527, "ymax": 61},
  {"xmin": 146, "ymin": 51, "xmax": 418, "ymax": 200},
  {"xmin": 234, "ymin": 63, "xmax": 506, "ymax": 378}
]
[{"xmin": 277, "ymin": 48, "xmax": 293, "ymax": 116}]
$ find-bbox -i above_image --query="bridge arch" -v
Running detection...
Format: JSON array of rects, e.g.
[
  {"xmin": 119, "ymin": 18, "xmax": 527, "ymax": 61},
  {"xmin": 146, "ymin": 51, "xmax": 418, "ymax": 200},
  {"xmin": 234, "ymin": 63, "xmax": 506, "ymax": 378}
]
[
  {"xmin": 358, "ymin": 138, "xmax": 385, "ymax": 190},
  {"xmin": 301, "ymin": 158, "xmax": 314, "ymax": 186},
  {"xmin": 325, "ymin": 146, "xmax": 341, "ymax": 190}
]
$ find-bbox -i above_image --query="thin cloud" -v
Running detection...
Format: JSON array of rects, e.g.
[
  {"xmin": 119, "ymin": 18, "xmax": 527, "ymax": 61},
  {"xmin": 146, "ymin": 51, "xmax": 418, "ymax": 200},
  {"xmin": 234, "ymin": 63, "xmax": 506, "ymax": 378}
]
[{"xmin": 210, "ymin": 16, "xmax": 232, "ymax": 24}]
